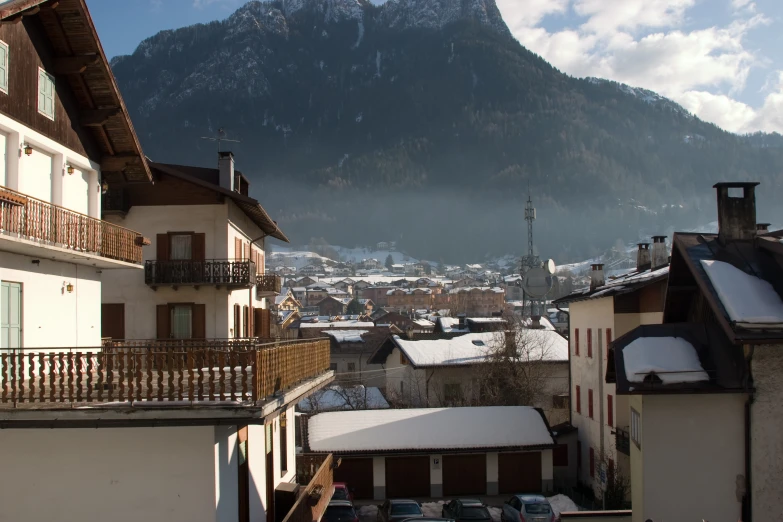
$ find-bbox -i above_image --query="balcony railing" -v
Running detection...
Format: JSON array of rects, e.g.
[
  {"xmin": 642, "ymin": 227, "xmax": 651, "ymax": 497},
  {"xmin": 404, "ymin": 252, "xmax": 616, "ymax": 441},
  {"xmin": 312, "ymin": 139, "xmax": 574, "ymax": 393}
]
[
  {"xmin": 283, "ymin": 454, "xmax": 334, "ymax": 522},
  {"xmin": 102, "ymin": 188, "xmax": 129, "ymax": 215},
  {"xmin": 0, "ymin": 338, "xmax": 331, "ymax": 408},
  {"xmin": 0, "ymin": 185, "xmax": 143, "ymax": 264},
  {"xmin": 615, "ymin": 427, "xmax": 631, "ymax": 456},
  {"xmin": 145, "ymin": 259, "xmax": 257, "ymax": 287},
  {"xmin": 257, "ymin": 274, "xmax": 282, "ymax": 296}
]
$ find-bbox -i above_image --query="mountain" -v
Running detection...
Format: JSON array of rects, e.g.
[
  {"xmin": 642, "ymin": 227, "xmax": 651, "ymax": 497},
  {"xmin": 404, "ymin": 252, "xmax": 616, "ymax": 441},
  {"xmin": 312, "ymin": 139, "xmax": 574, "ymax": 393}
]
[{"xmin": 110, "ymin": 0, "xmax": 783, "ymax": 263}]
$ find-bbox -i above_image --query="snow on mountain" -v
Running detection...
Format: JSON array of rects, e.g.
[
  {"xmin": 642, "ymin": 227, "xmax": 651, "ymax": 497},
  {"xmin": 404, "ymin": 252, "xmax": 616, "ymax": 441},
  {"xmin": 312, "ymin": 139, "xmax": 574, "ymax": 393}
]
[
  {"xmin": 585, "ymin": 77, "xmax": 690, "ymax": 117},
  {"xmin": 378, "ymin": 0, "xmax": 509, "ymax": 34}
]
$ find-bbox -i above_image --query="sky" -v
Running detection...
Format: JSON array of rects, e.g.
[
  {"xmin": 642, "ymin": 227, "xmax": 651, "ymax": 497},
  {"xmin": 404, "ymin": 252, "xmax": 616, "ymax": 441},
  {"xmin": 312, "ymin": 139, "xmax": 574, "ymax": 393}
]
[{"xmin": 87, "ymin": 0, "xmax": 783, "ymax": 134}]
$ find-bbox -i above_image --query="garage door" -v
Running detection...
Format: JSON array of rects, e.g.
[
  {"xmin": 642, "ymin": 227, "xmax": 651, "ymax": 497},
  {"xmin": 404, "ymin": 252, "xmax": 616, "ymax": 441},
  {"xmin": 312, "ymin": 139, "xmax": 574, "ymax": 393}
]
[
  {"xmin": 443, "ymin": 454, "xmax": 487, "ymax": 496},
  {"xmin": 334, "ymin": 458, "xmax": 374, "ymax": 500},
  {"xmin": 498, "ymin": 452, "xmax": 542, "ymax": 493},
  {"xmin": 386, "ymin": 456, "xmax": 430, "ymax": 498}
]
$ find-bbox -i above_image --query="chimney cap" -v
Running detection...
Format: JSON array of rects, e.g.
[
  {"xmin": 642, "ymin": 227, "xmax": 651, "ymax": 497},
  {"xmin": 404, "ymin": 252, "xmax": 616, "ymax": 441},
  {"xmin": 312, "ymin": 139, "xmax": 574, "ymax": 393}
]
[
  {"xmin": 591, "ymin": 264, "xmax": 605, "ymax": 270},
  {"xmin": 637, "ymin": 242, "xmax": 650, "ymax": 248},
  {"xmin": 218, "ymin": 150, "xmax": 234, "ymax": 159},
  {"xmin": 757, "ymin": 223, "xmax": 770, "ymax": 230},
  {"xmin": 713, "ymin": 181, "xmax": 760, "ymax": 189},
  {"xmin": 652, "ymin": 235, "xmax": 667, "ymax": 242}
]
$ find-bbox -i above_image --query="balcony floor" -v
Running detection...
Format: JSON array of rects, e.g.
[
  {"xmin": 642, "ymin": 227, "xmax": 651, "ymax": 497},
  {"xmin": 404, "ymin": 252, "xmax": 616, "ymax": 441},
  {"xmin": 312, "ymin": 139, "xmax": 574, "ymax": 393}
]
[{"xmin": 0, "ymin": 234, "xmax": 142, "ymax": 269}]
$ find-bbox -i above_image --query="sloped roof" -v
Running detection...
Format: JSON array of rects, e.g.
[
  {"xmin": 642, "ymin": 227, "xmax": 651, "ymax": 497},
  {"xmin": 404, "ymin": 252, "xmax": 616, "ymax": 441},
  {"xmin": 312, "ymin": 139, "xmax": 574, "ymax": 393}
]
[
  {"xmin": 1, "ymin": 0, "xmax": 151, "ymax": 182},
  {"xmin": 554, "ymin": 265, "xmax": 669, "ymax": 304},
  {"xmin": 308, "ymin": 406, "xmax": 555, "ymax": 453},
  {"xmin": 300, "ymin": 326, "xmax": 393, "ymax": 355}
]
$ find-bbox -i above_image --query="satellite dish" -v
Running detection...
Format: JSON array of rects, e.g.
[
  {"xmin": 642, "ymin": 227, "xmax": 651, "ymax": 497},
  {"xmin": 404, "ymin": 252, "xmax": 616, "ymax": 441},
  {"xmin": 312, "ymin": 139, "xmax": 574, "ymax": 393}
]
[
  {"xmin": 524, "ymin": 267, "xmax": 553, "ymax": 298},
  {"xmin": 544, "ymin": 259, "xmax": 556, "ymax": 275}
]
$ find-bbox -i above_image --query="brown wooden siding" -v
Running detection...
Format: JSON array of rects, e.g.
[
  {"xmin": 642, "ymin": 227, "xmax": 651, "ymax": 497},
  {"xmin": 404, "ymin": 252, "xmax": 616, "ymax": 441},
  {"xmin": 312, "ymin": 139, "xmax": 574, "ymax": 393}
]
[
  {"xmin": 123, "ymin": 173, "xmax": 223, "ymax": 207},
  {"xmin": 385, "ymin": 456, "xmax": 430, "ymax": 498},
  {"xmin": 639, "ymin": 280, "xmax": 666, "ymax": 313},
  {"xmin": 334, "ymin": 458, "xmax": 374, "ymax": 500},
  {"xmin": 0, "ymin": 16, "xmax": 99, "ymax": 158},
  {"xmin": 442, "ymin": 454, "xmax": 486, "ymax": 496},
  {"xmin": 498, "ymin": 452, "xmax": 542, "ymax": 494}
]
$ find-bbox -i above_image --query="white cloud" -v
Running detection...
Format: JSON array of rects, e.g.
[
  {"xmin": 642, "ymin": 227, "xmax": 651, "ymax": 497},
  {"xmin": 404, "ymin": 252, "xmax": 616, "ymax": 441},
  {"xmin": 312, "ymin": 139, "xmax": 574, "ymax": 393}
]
[{"xmin": 496, "ymin": 0, "xmax": 781, "ymax": 133}]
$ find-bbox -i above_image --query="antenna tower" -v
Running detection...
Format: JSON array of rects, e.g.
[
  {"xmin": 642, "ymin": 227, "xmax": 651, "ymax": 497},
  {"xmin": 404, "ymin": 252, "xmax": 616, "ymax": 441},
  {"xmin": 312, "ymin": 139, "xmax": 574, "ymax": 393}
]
[{"xmin": 200, "ymin": 128, "xmax": 240, "ymax": 152}]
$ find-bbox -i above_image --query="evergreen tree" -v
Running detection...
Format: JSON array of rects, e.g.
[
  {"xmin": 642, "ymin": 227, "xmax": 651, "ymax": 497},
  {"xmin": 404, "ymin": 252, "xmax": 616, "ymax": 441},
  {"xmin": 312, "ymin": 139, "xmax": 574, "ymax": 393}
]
[
  {"xmin": 385, "ymin": 254, "xmax": 394, "ymax": 271},
  {"xmin": 346, "ymin": 299, "xmax": 364, "ymax": 315}
]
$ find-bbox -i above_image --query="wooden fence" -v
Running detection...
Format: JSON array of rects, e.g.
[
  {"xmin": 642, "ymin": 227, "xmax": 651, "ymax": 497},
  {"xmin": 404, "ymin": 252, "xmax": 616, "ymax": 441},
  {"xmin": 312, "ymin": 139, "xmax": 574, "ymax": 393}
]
[
  {"xmin": 0, "ymin": 185, "xmax": 142, "ymax": 264},
  {"xmin": 283, "ymin": 454, "xmax": 334, "ymax": 522},
  {"xmin": 297, "ymin": 454, "xmax": 329, "ymax": 485},
  {"xmin": 0, "ymin": 339, "xmax": 331, "ymax": 407}
]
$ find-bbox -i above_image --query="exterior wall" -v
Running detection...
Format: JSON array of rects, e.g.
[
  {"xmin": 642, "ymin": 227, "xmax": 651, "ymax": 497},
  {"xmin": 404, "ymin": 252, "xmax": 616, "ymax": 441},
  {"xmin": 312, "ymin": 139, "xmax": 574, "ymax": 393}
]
[
  {"xmin": 636, "ymin": 394, "xmax": 745, "ymax": 522},
  {"xmin": 0, "ymin": 427, "xmax": 217, "ymax": 522},
  {"xmin": 431, "ymin": 454, "xmax": 443, "ymax": 497},
  {"xmin": 553, "ymin": 429, "xmax": 579, "ymax": 488},
  {"xmin": 2, "ymin": 252, "xmax": 101, "ymax": 348},
  {"xmin": 750, "ymin": 344, "xmax": 783, "ymax": 522},
  {"xmin": 248, "ymin": 424, "xmax": 269, "ymax": 522},
  {"xmin": 215, "ymin": 425, "xmax": 239, "ymax": 522},
  {"xmin": 628, "ymin": 395, "xmax": 644, "ymax": 522},
  {"xmin": 487, "ymin": 452, "xmax": 499, "ymax": 494},
  {"xmin": 272, "ymin": 404, "xmax": 297, "ymax": 487},
  {"xmin": 331, "ymin": 353, "xmax": 386, "ymax": 389}
]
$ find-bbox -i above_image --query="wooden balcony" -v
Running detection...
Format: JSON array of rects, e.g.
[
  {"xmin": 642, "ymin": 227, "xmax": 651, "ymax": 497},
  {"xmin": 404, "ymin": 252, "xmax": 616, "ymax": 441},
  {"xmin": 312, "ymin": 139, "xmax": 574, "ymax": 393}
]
[
  {"xmin": 145, "ymin": 259, "xmax": 257, "ymax": 288},
  {"xmin": 283, "ymin": 454, "xmax": 334, "ymax": 522},
  {"xmin": 0, "ymin": 185, "xmax": 143, "ymax": 265},
  {"xmin": 0, "ymin": 338, "xmax": 331, "ymax": 409},
  {"xmin": 257, "ymin": 274, "xmax": 282, "ymax": 297}
]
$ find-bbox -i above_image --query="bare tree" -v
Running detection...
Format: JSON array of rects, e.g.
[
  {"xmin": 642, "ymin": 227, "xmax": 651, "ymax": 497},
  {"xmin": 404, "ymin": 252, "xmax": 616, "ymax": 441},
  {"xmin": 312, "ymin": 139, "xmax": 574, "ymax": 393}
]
[
  {"xmin": 595, "ymin": 449, "xmax": 631, "ymax": 510},
  {"xmin": 301, "ymin": 385, "xmax": 386, "ymax": 412}
]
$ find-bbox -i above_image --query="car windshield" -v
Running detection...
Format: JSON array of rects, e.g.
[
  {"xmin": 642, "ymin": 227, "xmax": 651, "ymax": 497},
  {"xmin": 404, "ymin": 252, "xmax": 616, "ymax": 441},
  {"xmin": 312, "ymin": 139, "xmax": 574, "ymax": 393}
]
[
  {"xmin": 325, "ymin": 506, "xmax": 356, "ymax": 522},
  {"xmin": 460, "ymin": 507, "xmax": 490, "ymax": 519},
  {"xmin": 391, "ymin": 504, "xmax": 422, "ymax": 516},
  {"xmin": 524, "ymin": 504, "xmax": 551, "ymax": 515},
  {"xmin": 332, "ymin": 488, "xmax": 349, "ymax": 500}
]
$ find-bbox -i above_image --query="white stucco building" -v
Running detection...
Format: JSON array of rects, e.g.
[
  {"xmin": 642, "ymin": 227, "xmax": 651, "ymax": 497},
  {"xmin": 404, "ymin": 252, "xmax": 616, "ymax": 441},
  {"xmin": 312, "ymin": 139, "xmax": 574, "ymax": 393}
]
[{"xmin": 553, "ymin": 245, "xmax": 668, "ymax": 495}]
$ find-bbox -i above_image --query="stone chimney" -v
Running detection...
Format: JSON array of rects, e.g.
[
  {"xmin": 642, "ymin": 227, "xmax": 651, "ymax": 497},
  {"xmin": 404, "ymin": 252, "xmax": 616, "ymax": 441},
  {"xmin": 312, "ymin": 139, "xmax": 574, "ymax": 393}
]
[
  {"xmin": 218, "ymin": 151, "xmax": 235, "ymax": 192},
  {"xmin": 757, "ymin": 223, "xmax": 770, "ymax": 235},
  {"xmin": 457, "ymin": 313, "xmax": 467, "ymax": 330},
  {"xmin": 651, "ymin": 236, "xmax": 668, "ymax": 270},
  {"xmin": 714, "ymin": 182, "xmax": 759, "ymax": 244},
  {"xmin": 530, "ymin": 315, "xmax": 541, "ymax": 329},
  {"xmin": 590, "ymin": 264, "xmax": 605, "ymax": 291},
  {"xmin": 636, "ymin": 243, "xmax": 651, "ymax": 271}
]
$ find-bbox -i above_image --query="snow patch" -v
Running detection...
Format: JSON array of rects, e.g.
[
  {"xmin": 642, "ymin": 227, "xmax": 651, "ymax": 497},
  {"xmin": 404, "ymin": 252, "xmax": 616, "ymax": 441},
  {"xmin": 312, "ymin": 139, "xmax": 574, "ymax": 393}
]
[
  {"xmin": 701, "ymin": 259, "xmax": 783, "ymax": 324},
  {"xmin": 324, "ymin": 330, "xmax": 369, "ymax": 343},
  {"xmin": 623, "ymin": 336, "xmax": 708, "ymax": 384}
]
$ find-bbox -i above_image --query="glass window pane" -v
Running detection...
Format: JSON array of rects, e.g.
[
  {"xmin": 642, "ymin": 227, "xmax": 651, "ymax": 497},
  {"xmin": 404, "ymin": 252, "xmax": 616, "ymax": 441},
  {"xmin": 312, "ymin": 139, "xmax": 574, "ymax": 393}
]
[
  {"xmin": 170, "ymin": 305, "xmax": 192, "ymax": 339},
  {"xmin": 170, "ymin": 235, "xmax": 192, "ymax": 260}
]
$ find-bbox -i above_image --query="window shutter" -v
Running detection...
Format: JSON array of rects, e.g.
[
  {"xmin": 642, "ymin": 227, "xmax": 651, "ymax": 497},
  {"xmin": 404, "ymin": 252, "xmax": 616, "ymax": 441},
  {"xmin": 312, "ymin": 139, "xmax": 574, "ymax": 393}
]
[
  {"xmin": 243, "ymin": 305, "xmax": 249, "ymax": 337},
  {"xmin": 156, "ymin": 304, "xmax": 170, "ymax": 339},
  {"xmin": 575, "ymin": 385, "xmax": 581, "ymax": 414},
  {"xmin": 588, "ymin": 388, "xmax": 594, "ymax": 418},
  {"xmin": 0, "ymin": 43, "xmax": 8, "ymax": 93},
  {"xmin": 157, "ymin": 234, "xmax": 170, "ymax": 261},
  {"xmin": 249, "ymin": 306, "xmax": 254, "ymax": 338},
  {"xmin": 608, "ymin": 394, "xmax": 614, "ymax": 427},
  {"xmin": 192, "ymin": 304, "xmax": 206, "ymax": 339},
  {"xmin": 38, "ymin": 69, "xmax": 46, "ymax": 112},
  {"xmin": 587, "ymin": 328, "xmax": 593, "ymax": 358},
  {"xmin": 244, "ymin": 243, "xmax": 250, "ymax": 262},
  {"xmin": 254, "ymin": 308, "xmax": 264, "ymax": 337},
  {"xmin": 233, "ymin": 304, "xmax": 241, "ymax": 338},
  {"xmin": 261, "ymin": 308, "xmax": 271, "ymax": 338},
  {"xmin": 606, "ymin": 328, "xmax": 612, "ymax": 359},
  {"xmin": 192, "ymin": 233, "xmax": 206, "ymax": 261},
  {"xmin": 574, "ymin": 328, "xmax": 579, "ymax": 356},
  {"xmin": 235, "ymin": 238, "xmax": 242, "ymax": 260}
]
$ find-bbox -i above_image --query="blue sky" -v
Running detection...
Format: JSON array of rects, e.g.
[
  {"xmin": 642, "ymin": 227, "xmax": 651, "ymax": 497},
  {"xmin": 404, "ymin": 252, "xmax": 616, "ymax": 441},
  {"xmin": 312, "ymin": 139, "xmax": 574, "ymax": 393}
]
[{"xmin": 87, "ymin": 0, "xmax": 783, "ymax": 134}]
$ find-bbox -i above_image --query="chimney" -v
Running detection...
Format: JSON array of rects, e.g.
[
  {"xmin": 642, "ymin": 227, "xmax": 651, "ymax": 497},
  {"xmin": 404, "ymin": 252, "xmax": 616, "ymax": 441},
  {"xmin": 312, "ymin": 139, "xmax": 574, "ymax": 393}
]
[
  {"xmin": 651, "ymin": 236, "xmax": 668, "ymax": 270},
  {"xmin": 457, "ymin": 313, "xmax": 466, "ymax": 330},
  {"xmin": 757, "ymin": 223, "xmax": 770, "ymax": 235},
  {"xmin": 714, "ymin": 182, "xmax": 759, "ymax": 244},
  {"xmin": 590, "ymin": 264, "xmax": 605, "ymax": 291},
  {"xmin": 636, "ymin": 243, "xmax": 651, "ymax": 271},
  {"xmin": 218, "ymin": 151, "xmax": 235, "ymax": 192},
  {"xmin": 531, "ymin": 315, "xmax": 541, "ymax": 329}
]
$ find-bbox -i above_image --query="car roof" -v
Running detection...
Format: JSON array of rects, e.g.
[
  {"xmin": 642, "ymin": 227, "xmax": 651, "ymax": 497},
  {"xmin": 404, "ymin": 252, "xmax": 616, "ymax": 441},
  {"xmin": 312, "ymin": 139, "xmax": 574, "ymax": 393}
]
[
  {"xmin": 456, "ymin": 499, "xmax": 483, "ymax": 506},
  {"xmin": 390, "ymin": 499, "xmax": 419, "ymax": 504},
  {"xmin": 328, "ymin": 500, "xmax": 354, "ymax": 507},
  {"xmin": 515, "ymin": 494, "xmax": 547, "ymax": 503}
]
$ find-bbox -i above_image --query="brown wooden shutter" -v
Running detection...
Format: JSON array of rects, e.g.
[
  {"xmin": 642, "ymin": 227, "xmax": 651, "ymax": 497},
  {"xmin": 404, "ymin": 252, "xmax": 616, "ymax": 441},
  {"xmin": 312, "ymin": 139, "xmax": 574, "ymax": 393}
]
[
  {"xmin": 254, "ymin": 308, "xmax": 264, "ymax": 337},
  {"xmin": 156, "ymin": 304, "xmax": 170, "ymax": 339},
  {"xmin": 261, "ymin": 308, "xmax": 271, "ymax": 339},
  {"xmin": 192, "ymin": 304, "xmax": 206, "ymax": 339},
  {"xmin": 101, "ymin": 303, "xmax": 125, "ymax": 340},
  {"xmin": 234, "ymin": 304, "xmax": 241, "ymax": 338},
  {"xmin": 193, "ymin": 233, "xmax": 206, "ymax": 261},
  {"xmin": 243, "ymin": 305, "xmax": 249, "ymax": 337},
  {"xmin": 235, "ymin": 238, "xmax": 242, "ymax": 260},
  {"xmin": 244, "ymin": 243, "xmax": 250, "ymax": 261},
  {"xmin": 157, "ymin": 234, "xmax": 170, "ymax": 261},
  {"xmin": 249, "ymin": 306, "xmax": 255, "ymax": 338}
]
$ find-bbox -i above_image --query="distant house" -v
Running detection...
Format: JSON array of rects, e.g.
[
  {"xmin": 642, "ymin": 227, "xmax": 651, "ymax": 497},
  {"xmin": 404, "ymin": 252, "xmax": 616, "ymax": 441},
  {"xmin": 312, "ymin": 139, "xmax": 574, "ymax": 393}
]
[
  {"xmin": 376, "ymin": 241, "xmax": 389, "ymax": 250},
  {"xmin": 299, "ymin": 264, "xmax": 323, "ymax": 276},
  {"xmin": 317, "ymin": 296, "xmax": 351, "ymax": 317},
  {"xmin": 358, "ymin": 299, "xmax": 376, "ymax": 314},
  {"xmin": 333, "ymin": 263, "xmax": 353, "ymax": 277},
  {"xmin": 374, "ymin": 311, "xmax": 416, "ymax": 331},
  {"xmin": 307, "ymin": 407, "xmax": 557, "ymax": 499},
  {"xmin": 274, "ymin": 291, "xmax": 302, "ymax": 311},
  {"xmin": 390, "ymin": 264, "xmax": 405, "ymax": 274},
  {"xmin": 360, "ymin": 258, "xmax": 381, "ymax": 270}
]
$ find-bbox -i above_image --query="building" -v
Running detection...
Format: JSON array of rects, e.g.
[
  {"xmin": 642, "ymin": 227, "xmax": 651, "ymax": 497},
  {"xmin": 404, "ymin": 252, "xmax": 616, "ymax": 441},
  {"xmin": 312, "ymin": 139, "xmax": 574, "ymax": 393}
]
[
  {"xmin": 609, "ymin": 182, "xmax": 783, "ymax": 522},
  {"xmin": 387, "ymin": 287, "xmax": 433, "ymax": 311},
  {"xmin": 0, "ymin": 3, "xmax": 334, "ymax": 522},
  {"xmin": 358, "ymin": 298, "xmax": 375, "ymax": 314},
  {"xmin": 359, "ymin": 285, "xmax": 397, "ymax": 308},
  {"xmin": 299, "ymin": 264, "xmax": 323, "ymax": 277},
  {"xmin": 369, "ymin": 327, "xmax": 569, "ymax": 423},
  {"xmin": 390, "ymin": 264, "xmax": 405, "ymax": 274},
  {"xmin": 101, "ymin": 155, "xmax": 285, "ymax": 340},
  {"xmin": 307, "ymin": 406, "xmax": 556, "ymax": 499},
  {"xmin": 553, "ymin": 240, "xmax": 669, "ymax": 495},
  {"xmin": 376, "ymin": 241, "xmax": 389, "ymax": 250},
  {"xmin": 448, "ymin": 287, "xmax": 506, "ymax": 316},
  {"xmin": 316, "ymin": 295, "xmax": 351, "ymax": 317},
  {"xmin": 274, "ymin": 290, "xmax": 301, "ymax": 312}
]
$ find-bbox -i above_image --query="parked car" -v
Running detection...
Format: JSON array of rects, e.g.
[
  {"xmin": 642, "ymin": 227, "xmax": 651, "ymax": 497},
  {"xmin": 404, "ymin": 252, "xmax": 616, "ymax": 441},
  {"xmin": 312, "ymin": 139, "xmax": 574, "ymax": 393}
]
[
  {"xmin": 501, "ymin": 494, "xmax": 556, "ymax": 522},
  {"xmin": 403, "ymin": 519, "xmax": 454, "ymax": 522},
  {"xmin": 377, "ymin": 499, "xmax": 425, "ymax": 522},
  {"xmin": 332, "ymin": 482, "xmax": 354, "ymax": 503},
  {"xmin": 441, "ymin": 499, "xmax": 491, "ymax": 522},
  {"xmin": 324, "ymin": 501, "xmax": 360, "ymax": 522}
]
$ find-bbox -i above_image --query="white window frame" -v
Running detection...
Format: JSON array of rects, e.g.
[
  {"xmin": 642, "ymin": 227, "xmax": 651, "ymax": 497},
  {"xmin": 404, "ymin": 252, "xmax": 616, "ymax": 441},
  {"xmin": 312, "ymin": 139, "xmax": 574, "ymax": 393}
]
[
  {"xmin": 631, "ymin": 408, "xmax": 642, "ymax": 449},
  {"xmin": 37, "ymin": 67, "xmax": 55, "ymax": 121},
  {"xmin": 0, "ymin": 40, "xmax": 8, "ymax": 95}
]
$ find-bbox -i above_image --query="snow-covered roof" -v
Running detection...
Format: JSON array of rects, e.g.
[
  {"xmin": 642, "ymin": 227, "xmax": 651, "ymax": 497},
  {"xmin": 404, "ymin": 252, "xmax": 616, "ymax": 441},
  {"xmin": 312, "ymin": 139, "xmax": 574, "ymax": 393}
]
[
  {"xmin": 298, "ymin": 386, "xmax": 390, "ymax": 412},
  {"xmin": 308, "ymin": 406, "xmax": 554, "ymax": 452},
  {"xmin": 323, "ymin": 330, "xmax": 369, "ymax": 343},
  {"xmin": 468, "ymin": 317, "xmax": 506, "ymax": 324},
  {"xmin": 700, "ymin": 260, "xmax": 783, "ymax": 325},
  {"xmin": 623, "ymin": 336, "xmax": 708, "ymax": 384},
  {"xmin": 438, "ymin": 317, "xmax": 469, "ymax": 333},
  {"xmin": 450, "ymin": 286, "xmax": 505, "ymax": 294},
  {"xmin": 300, "ymin": 321, "xmax": 375, "ymax": 328},
  {"xmin": 413, "ymin": 319, "xmax": 435, "ymax": 328}
]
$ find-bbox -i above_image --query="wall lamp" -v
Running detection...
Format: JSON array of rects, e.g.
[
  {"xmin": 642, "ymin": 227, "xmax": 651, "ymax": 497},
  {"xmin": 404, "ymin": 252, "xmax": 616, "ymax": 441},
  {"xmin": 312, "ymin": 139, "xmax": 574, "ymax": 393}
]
[
  {"xmin": 23, "ymin": 143, "xmax": 32, "ymax": 156},
  {"xmin": 67, "ymin": 164, "xmax": 75, "ymax": 174}
]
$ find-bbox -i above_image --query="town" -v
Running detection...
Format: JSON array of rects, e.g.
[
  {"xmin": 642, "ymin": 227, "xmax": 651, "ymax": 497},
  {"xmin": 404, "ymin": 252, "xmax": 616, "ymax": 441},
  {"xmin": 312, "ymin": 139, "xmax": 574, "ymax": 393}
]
[{"xmin": 0, "ymin": 1, "xmax": 782, "ymax": 522}]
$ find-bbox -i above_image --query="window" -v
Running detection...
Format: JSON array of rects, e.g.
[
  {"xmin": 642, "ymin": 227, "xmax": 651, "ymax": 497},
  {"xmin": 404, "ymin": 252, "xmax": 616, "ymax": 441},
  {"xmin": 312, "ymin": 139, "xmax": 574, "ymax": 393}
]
[
  {"xmin": 0, "ymin": 40, "xmax": 8, "ymax": 94},
  {"xmin": 553, "ymin": 444, "xmax": 568, "ymax": 466},
  {"xmin": 347, "ymin": 362, "xmax": 356, "ymax": 372},
  {"xmin": 279, "ymin": 411, "xmax": 288, "ymax": 474},
  {"xmin": 575, "ymin": 385, "xmax": 581, "ymax": 414},
  {"xmin": 170, "ymin": 234, "xmax": 192, "ymax": 260},
  {"xmin": 589, "ymin": 447, "xmax": 595, "ymax": 478},
  {"xmin": 444, "ymin": 383, "xmax": 462, "ymax": 404},
  {"xmin": 37, "ymin": 68, "xmax": 55, "ymax": 120},
  {"xmin": 170, "ymin": 305, "xmax": 192, "ymax": 339},
  {"xmin": 631, "ymin": 408, "xmax": 642, "ymax": 448},
  {"xmin": 553, "ymin": 394, "xmax": 569, "ymax": 409},
  {"xmin": 588, "ymin": 389, "xmax": 594, "ymax": 419},
  {"xmin": 587, "ymin": 328, "xmax": 593, "ymax": 358},
  {"xmin": 574, "ymin": 328, "xmax": 579, "ymax": 356},
  {"xmin": 607, "ymin": 394, "xmax": 614, "ymax": 427}
]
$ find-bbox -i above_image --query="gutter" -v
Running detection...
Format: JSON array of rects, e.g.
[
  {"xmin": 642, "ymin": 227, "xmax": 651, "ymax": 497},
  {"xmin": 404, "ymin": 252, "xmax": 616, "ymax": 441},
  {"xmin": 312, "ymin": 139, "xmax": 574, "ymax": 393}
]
[{"xmin": 556, "ymin": 303, "xmax": 572, "ymax": 425}]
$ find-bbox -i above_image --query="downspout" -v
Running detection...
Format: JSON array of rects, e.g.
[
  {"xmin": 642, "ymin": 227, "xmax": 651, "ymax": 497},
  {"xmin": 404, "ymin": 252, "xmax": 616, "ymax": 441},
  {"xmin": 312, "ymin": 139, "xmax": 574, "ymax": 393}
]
[
  {"xmin": 556, "ymin": 303, "xmax": 571, "ymax": 425},
  {"xmin": 743, "ymin": 343, "xmax": 755, "ymax": 522}
]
